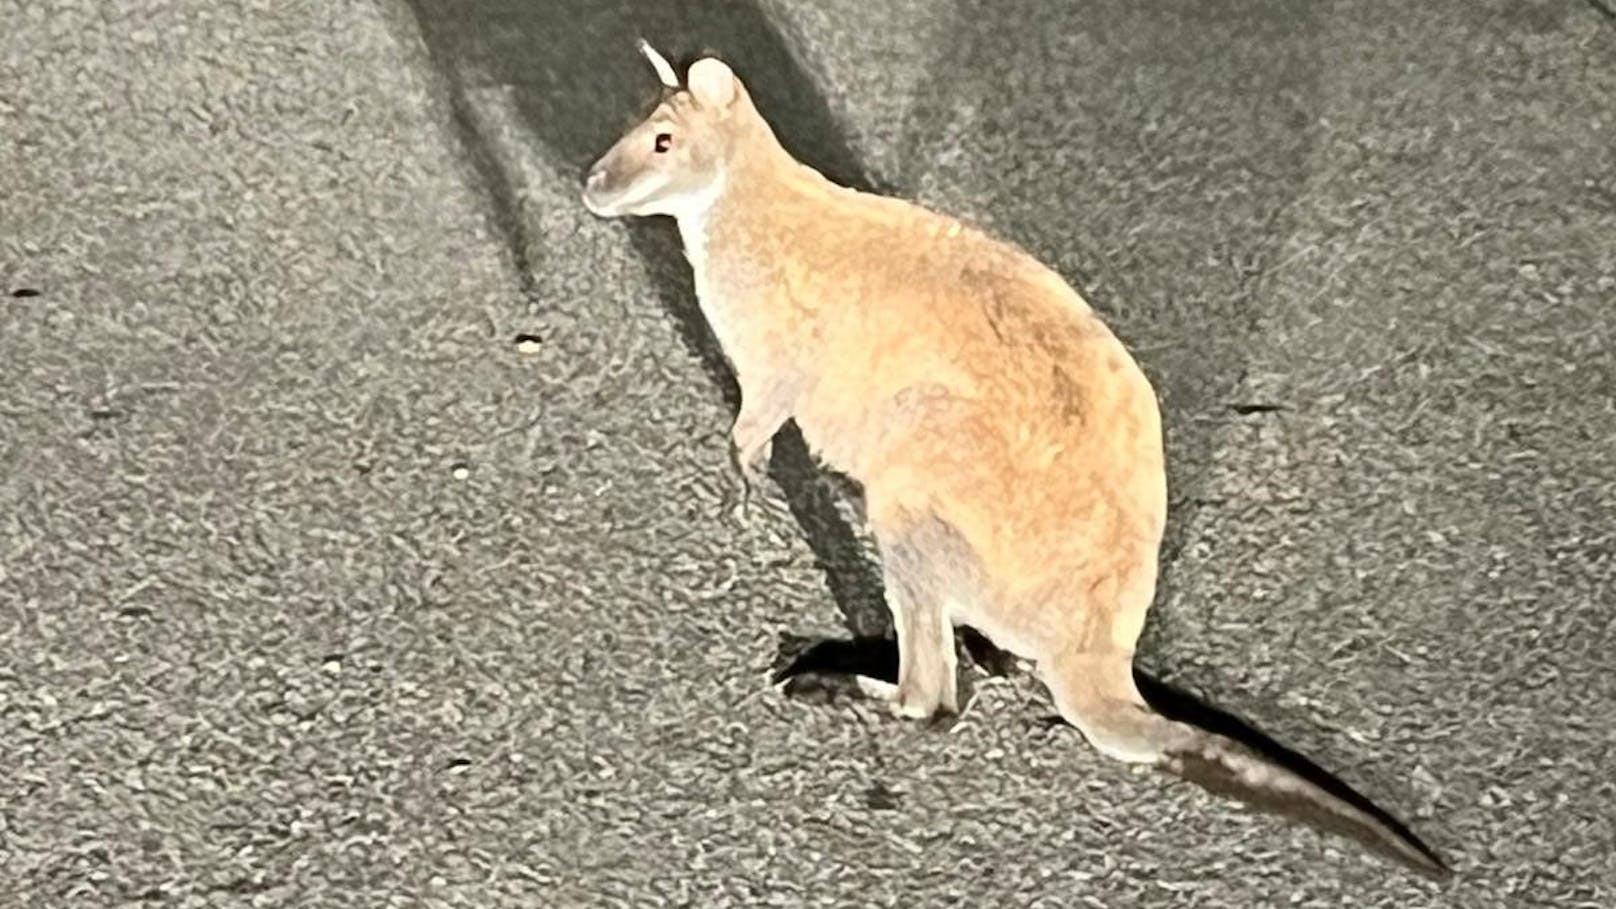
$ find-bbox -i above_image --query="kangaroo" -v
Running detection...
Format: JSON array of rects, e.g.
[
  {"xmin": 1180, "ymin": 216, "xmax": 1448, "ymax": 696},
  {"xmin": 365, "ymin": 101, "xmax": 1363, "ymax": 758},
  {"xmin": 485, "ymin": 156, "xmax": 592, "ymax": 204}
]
[{"xmin": 581, "ymin": 40, "xmax": 1450, "ymax": 880}]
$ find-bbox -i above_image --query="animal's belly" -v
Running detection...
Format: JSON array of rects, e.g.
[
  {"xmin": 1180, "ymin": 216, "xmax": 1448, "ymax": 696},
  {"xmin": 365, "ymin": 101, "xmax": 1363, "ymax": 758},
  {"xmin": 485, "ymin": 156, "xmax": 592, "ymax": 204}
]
[{"xmin": 794, "ymin": 379, "xmax": 972, "ymax": 482}]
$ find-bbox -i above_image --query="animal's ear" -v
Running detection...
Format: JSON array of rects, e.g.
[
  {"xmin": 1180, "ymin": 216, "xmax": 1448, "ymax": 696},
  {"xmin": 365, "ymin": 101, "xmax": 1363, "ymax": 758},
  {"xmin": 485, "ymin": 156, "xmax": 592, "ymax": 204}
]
[
  {"xmin": 687, "ymin": 57, "xmax": 737, "ymax": 109},
  {"xmin": 637, "ymin": 39, "xmax": 679, "ymax": 89}
]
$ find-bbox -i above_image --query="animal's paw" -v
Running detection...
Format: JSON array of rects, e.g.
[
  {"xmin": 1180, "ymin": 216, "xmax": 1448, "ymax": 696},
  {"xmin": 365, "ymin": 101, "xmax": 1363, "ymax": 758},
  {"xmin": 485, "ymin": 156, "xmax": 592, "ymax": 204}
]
[{"xmin": 857, "ymin": 677, "xmax": 957, "ymax": 727}]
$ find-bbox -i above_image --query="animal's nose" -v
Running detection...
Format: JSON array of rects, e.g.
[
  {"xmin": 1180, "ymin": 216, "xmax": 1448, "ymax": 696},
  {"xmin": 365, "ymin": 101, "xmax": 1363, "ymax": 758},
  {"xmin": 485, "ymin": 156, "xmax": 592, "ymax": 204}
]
[{"xmin": 580, "ymin": 166, "xmax": 614, "ymax": 215}]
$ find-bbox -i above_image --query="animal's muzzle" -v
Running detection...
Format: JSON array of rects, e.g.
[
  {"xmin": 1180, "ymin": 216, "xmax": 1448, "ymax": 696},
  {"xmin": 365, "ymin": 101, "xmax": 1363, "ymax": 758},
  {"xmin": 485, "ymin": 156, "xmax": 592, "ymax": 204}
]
[{"xmin": 581, "ymin": 165, "xmax": 616, "ymax": 215}]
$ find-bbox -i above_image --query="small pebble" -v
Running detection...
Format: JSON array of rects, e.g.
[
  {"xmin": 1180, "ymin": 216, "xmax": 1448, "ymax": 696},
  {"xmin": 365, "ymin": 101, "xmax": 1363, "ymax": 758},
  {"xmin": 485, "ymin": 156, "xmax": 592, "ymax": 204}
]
[
  {"xmin": 451, "ymin": 464, "xmax": 471, "ymax": 481},
  {"xmin": 514, "ymin": 333, "xmax": 542, "ymax": 355}
]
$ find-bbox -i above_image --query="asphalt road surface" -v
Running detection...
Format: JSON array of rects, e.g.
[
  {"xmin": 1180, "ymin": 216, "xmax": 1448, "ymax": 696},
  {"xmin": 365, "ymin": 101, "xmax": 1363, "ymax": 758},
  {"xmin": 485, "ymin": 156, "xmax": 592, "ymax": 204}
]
[{"xmin": 4, "ymin": 0, "xmax": 1614, "ymax": 906}]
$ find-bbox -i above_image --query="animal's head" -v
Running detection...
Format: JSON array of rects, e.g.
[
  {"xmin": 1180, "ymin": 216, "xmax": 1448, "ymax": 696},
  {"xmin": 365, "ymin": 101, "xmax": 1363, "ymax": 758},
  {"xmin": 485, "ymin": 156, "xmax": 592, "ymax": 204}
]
[{"xmin": 582, "ymin": 41, "xmax": 756, "ymax": 219}]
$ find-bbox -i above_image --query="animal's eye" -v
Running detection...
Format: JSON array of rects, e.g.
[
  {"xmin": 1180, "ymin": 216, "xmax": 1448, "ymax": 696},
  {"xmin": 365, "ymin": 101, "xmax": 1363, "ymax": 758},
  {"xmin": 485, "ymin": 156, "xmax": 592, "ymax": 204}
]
[{"xmin": 654, "ymin": 132, "xmax": 673, "ymax": 153}]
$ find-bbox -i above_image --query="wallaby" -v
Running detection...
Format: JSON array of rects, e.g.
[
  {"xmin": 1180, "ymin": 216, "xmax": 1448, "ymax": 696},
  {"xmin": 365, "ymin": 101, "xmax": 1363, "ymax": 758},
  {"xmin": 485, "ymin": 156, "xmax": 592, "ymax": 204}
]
[{"xmin": 581, "ymin": 40, "xmax": 1450, "ymax": 880}]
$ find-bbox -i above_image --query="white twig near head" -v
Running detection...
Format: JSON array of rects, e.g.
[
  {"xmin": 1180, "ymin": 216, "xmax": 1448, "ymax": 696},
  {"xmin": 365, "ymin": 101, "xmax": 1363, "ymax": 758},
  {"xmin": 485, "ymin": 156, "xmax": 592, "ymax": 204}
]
[{"xmin": 637, "ymin": 39, "xmax": 680, "ymax": 89}]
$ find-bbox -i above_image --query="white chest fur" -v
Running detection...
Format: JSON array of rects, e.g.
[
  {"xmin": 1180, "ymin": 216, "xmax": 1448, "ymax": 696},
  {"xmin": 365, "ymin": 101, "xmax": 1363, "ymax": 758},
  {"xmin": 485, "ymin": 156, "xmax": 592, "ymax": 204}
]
[
  {"xmin": 676, "ymin": 212, "xmax": 709, "ymax": 290},
  {"xmin": 675, "ymin": 208, "xmax": 745, "ymax": 359}
]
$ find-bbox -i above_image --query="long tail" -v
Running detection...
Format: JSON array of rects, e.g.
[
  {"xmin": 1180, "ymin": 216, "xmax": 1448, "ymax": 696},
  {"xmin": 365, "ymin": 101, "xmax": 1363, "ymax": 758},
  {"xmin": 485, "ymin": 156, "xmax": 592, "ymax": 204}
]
[
  {"xmin": 1050, "ymin": 660, "xmax": 1452, "ymax": 879},
  {"xmin": 1158, "ymin": 720, "xmax": 1451, "ymax": 878}
]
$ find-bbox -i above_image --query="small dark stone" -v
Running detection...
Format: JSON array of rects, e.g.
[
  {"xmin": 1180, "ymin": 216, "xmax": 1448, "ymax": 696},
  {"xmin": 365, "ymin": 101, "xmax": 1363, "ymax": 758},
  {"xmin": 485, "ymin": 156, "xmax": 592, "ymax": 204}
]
[
  {"xmin": 864, "ymin": 782, "xmax": 900, "ymax": 811},
  {"xmin": 10, "ymin": 287, "xmax": 40, "ymax": 298},
  {"xmin": 1227, "ymin": 402, "xmax": 1285, "ymax": 415}
]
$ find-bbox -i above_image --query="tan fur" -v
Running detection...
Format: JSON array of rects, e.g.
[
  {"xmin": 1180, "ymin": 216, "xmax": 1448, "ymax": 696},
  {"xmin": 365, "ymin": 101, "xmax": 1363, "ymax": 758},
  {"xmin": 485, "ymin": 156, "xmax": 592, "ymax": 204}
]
[{"xmin": 582, "ymin": 46, "xmax": 1449, "ymax": 879}]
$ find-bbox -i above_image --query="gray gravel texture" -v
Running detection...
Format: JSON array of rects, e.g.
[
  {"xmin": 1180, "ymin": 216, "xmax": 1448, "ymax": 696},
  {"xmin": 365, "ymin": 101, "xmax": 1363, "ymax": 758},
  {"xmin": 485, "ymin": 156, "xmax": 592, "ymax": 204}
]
[{"xmin": 3, "ymin": 0, "xmax": 1614, "ymax": 906}]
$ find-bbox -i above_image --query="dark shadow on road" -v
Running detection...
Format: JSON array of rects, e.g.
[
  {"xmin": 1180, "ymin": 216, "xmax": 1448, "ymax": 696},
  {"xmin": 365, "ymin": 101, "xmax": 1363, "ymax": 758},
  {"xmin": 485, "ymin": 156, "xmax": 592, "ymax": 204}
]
[
  {"xmin": 772, "ymin": 625, "xmax": 1018, "ymax": 683},
  {"xmin": 397, "ymin": 0, "xmax": 893, "ymax": 645}
]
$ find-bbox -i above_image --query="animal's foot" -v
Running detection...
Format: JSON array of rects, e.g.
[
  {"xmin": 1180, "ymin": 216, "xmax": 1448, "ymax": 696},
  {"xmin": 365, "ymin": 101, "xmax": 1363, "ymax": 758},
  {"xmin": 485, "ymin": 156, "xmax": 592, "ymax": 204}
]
[{"xmin": 856, "ymin": 677, "xmax": 957, "ymax": 726}]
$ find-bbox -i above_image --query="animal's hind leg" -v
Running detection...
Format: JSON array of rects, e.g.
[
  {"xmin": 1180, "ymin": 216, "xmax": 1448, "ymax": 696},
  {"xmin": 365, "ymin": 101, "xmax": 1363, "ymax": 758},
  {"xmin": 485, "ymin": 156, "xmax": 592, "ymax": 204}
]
[
  {"xmin": 1044, "ymin": 649, "xmax": 1182, "ymax": 763},
  {"xmin": 867, "ymin": 519, "xmax": 966, "ymax": 720},
  {"xmin": 1040, "ymin": 560, "xmax": 1188, "ymax": 763}
]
